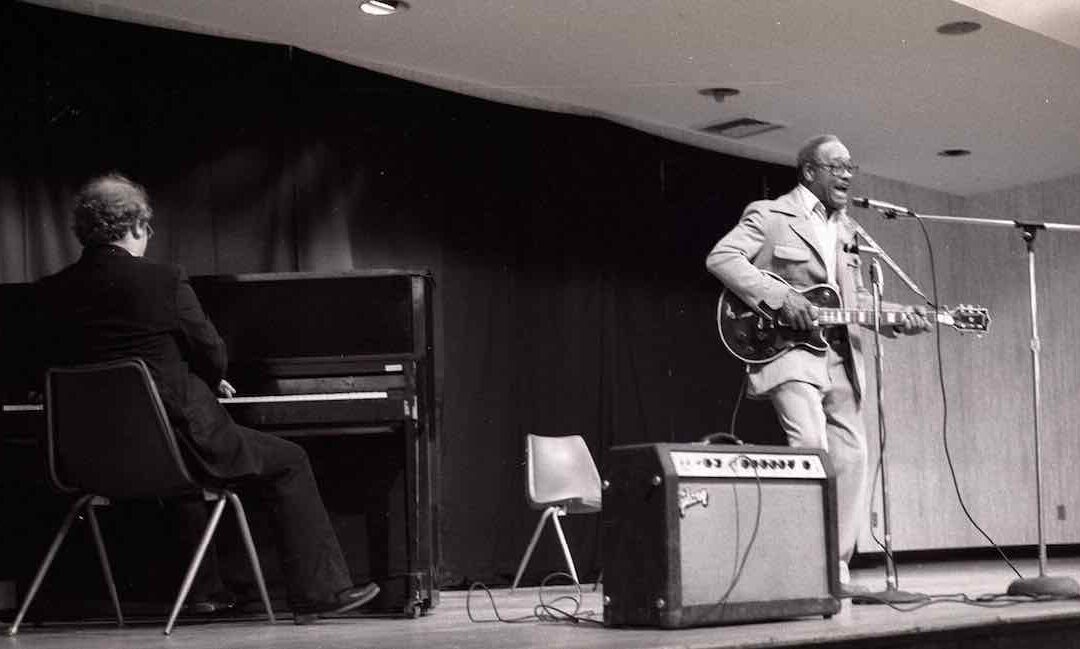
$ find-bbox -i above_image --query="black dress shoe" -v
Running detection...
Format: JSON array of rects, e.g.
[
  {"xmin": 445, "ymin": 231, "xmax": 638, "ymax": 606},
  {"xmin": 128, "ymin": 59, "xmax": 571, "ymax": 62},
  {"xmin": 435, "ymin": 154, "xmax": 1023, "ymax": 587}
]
[{"xmin": 293, "ymin": 582, "xmax": 380, "ymax": 625}]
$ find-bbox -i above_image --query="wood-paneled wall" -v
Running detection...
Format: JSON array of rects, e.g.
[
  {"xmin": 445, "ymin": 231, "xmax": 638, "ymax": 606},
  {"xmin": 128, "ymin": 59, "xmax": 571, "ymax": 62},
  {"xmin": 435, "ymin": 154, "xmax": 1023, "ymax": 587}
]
[{"xmin": 853, "ymin": 172, "xmax": 1080, "ymax": 553}]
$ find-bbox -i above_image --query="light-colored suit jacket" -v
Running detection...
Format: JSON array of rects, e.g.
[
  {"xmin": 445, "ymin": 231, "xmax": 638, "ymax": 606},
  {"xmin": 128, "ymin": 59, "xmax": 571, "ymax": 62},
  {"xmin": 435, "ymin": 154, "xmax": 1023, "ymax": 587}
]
[{"xmin": 706, "ymin": 186, "xmax": 889, "ymax": 400}]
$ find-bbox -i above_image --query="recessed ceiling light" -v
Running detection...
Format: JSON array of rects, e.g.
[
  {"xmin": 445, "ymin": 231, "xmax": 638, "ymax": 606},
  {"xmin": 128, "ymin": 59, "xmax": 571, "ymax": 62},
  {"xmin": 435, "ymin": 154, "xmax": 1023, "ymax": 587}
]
[
  {"xmin": 936, "ymin": 20, "xmax": 981, "ymax": 35},
  {"xmin": 698, "ymin": 87, "xmax": 741, "ymax": 103},
  {"xmin": 937, "ymin": 148, "xmax": 971, "ymax": 157},
  {"xmin": 360, "ymin": 1, "xmax": 408, "ymax": 16}
]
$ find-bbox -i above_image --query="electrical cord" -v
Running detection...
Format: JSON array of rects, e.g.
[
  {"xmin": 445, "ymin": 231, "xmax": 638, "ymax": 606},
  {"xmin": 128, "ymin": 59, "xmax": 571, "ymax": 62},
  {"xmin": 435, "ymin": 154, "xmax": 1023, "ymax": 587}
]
[
  {"xmin": 699, "ymin": 367, "xmax": 748, "ymax": 445},
  {"xmin": 705, "ymin": 455, "xmax": 763, "ymax": 617},
  {"xmin": 913, "ymin": 215, "xmax": 1024, "ymax": 579},
  {"xmin": 853, "ymin": 590, "xmax": 1048, "ymax": 612},
  {"xmin": 729, "ymin": 370, "xmax": 748, "ymax": 442},
  {"xmin": 866, "ymin": 439, "xmax": 900, "ymax": 577},
  {"xmin": 466, "ymin": 572, "xmax": 603, "ymax": 626}
]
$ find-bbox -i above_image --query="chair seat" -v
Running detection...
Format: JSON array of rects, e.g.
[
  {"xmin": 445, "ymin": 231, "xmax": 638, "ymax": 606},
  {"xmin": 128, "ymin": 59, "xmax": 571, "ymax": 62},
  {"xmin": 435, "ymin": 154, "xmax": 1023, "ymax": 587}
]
[{"xmin": 538, "ymin": 495, "xmax": 601, "ymax": 515}]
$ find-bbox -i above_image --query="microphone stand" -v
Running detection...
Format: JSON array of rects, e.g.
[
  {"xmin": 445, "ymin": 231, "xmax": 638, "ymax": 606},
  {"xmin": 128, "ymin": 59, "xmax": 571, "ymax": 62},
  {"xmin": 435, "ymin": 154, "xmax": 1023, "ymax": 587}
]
[
  {"xmin": 852, "ymin": 257, "xmax": 926, "ymax": 605},
  {"xmin": 858, "ymin": 206, "xmax": 1080, "ymax": 599}
]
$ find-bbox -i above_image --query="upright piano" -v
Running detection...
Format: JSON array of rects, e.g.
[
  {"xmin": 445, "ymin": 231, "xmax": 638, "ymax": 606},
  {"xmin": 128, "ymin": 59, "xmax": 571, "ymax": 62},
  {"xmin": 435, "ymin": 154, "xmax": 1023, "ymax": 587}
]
[{"xmin": 0, "ymin": 270, "xmax": 439, "ymax": 617}]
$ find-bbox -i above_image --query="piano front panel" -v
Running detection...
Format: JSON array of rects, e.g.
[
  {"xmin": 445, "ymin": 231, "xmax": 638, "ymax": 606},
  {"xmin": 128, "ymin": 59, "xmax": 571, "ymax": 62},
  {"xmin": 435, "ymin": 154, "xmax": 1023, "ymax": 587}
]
[{"xmin": 222, "ymin": 391, "xmax": 407, "ymax": 428}]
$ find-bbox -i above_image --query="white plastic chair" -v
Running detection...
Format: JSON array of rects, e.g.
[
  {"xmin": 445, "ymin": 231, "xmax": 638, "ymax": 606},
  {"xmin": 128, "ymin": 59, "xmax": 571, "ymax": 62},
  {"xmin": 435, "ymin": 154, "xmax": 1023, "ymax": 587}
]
[{"xmin": 510, "ymin": 434, "xmax": 601, "ymax": 591}]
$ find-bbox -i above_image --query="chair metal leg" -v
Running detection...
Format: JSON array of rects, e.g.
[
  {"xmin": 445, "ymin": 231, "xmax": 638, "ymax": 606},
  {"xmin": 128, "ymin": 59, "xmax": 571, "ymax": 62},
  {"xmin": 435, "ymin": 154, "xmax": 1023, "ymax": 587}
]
[
  {"xmin": 511, "ymin": 506, "xmax": 558, "ymax": 592},
  {"xmin": 550, "ymin": 510, "xmax": 579, "ymax": 585},
  {"xmin": 225, "ymin": 491, "xmax": 275, "ymax": 624},
  {"xmin": 8, "ymin": 494, "xmax": 95, "ymax": 636},
  {"xmin": 85, "ymin": 501, "xmax": 124, "ymax": 627},
  {"xmin": 164, "ymin": 496, "xmax": 227, "ymax": 636}
]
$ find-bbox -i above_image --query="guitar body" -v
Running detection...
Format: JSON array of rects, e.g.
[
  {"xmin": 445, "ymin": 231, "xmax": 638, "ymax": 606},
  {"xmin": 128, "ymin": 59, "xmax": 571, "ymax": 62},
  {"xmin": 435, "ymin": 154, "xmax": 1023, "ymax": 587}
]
[{"xmin": 717, "ymin": 279, "xmax": 842, "ymax": 364}]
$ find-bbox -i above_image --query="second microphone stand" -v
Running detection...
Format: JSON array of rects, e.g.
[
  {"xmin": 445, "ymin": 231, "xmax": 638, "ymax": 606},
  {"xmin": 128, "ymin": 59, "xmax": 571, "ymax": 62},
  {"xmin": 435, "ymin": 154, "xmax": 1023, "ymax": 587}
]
[{"xmin": 853, "ymin": 258, "xmax": 926, "ymax": 605}]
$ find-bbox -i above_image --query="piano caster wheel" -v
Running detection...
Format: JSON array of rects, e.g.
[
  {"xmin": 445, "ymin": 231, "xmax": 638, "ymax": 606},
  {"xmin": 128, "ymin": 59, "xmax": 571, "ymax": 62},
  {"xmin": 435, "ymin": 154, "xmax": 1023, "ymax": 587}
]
[{"xmin": 405, "ymin": 604, "xmax": 422, "ymax": 619}]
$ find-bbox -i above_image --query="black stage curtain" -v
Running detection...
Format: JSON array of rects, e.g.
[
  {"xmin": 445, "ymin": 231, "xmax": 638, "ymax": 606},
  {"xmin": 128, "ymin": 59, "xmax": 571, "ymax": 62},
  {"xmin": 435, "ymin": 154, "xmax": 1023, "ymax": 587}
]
[{"xmin": 0, "ymin": 2, "xmax": 791, "ymax": 587}]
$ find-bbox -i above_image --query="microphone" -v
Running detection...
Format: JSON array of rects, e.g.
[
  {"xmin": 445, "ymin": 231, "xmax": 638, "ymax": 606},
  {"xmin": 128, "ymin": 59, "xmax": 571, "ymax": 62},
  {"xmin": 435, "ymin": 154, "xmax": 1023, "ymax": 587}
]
[{"xmin": 850, "ymin": 196, "xmax": 917, "ymax": 217}]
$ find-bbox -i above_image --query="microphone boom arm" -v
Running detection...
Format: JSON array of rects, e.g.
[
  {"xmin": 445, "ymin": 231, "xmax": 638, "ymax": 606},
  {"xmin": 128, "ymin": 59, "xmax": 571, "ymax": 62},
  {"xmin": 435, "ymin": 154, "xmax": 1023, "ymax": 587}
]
[{"xmin": 847, "ymin": 217, "xmax": 933, "ymax": 306}]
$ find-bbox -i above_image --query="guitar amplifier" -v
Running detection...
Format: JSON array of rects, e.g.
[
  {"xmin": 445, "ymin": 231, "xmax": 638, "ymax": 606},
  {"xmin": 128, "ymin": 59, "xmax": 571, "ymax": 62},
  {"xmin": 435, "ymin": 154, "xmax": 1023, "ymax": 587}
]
[{"xmin": 601, "ymin": 443, "xmax": 841, "ymax": 628}]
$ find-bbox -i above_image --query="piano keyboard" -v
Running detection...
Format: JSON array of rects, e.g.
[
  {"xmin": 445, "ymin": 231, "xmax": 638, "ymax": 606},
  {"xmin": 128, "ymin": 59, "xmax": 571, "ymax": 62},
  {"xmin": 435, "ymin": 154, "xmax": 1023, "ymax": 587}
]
[
  {"xmin": 3, "ymin": 391, "xmax": 391, "ymax": 413},
  {"xmin": 222, "ymin": 392, "xmax": 389, "ymax": 404},
  {"xmin": 2, "ymin": 404, "xmax": 42, "ymax": 412}
]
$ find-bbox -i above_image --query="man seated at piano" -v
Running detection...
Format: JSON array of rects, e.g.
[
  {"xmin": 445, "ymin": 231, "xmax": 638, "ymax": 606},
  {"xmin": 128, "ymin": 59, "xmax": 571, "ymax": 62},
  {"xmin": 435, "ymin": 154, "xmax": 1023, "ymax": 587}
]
[{"xmin": 35, "ymin": 173, "xmax": 379, "ymax": 624}]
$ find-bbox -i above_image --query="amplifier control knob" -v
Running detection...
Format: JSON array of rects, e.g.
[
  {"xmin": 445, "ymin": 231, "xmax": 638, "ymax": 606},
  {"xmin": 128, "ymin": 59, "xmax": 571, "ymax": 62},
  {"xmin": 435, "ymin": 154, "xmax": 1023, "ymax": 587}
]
[
  {"xmin": 601, "ymin": 479, "xmax": 610, "ymax": 491},
  {"xmin": 655, "ymin": 597, "xmax": 666, "ymax": 610},
  {"xmin": 651, "ymin": 475, "xmax": 663, "ymax": 486}
]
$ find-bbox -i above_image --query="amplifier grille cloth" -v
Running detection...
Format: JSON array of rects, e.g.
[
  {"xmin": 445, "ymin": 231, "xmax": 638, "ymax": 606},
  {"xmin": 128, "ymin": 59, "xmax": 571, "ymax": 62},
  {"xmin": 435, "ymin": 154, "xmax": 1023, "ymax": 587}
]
[{"xmin": 679, "ymin": 480, "xmax": 828, "ymax": 605}]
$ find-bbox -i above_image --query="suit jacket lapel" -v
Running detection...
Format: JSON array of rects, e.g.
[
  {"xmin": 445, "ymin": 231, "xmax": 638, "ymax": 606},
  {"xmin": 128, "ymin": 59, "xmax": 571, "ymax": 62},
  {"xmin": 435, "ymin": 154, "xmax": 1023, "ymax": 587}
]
[{"xmin": 774, "ymin": 190, "xmax": 829, "ymax": 272}]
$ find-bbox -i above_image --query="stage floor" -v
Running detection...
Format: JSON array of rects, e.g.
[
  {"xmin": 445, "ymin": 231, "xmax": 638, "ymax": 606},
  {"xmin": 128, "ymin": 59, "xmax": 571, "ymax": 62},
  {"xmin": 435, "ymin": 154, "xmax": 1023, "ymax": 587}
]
[{"xmin": 5, "ymin": 557, "xmax": 1080, "ymax": 649}]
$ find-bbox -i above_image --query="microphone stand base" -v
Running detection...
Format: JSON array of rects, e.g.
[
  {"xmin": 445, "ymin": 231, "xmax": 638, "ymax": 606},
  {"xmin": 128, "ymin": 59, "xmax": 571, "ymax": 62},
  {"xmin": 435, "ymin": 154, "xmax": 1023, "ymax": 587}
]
[
  {"xmin": 852, "ymin": 587, "xmax": 927, "ymax": 606},
  {"xmin": 1007, "ymin": 575, "xmax": 1080, "ymax": 599}
]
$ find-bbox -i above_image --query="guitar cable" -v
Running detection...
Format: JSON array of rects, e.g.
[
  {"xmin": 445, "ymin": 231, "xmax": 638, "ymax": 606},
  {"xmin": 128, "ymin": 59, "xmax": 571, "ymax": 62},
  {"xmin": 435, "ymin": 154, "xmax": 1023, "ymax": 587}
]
[{"xmin": 729, "ymin": 371, "xmax": 748, "ymax": 443}]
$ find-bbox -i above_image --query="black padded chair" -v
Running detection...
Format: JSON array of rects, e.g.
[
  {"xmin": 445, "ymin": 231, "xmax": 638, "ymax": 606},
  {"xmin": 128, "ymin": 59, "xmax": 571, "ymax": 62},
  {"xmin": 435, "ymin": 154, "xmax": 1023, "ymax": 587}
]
[{"xmin": 8, "ymin": 358, "xmax": 275, "ymax": 636}]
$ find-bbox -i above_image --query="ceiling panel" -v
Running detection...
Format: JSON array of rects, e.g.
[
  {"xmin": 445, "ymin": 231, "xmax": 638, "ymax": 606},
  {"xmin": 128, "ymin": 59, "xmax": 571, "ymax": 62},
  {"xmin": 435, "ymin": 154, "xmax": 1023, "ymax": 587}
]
[{"xmin": 23, "ymin": 0, "xmax": 1080, "ymax": 195}]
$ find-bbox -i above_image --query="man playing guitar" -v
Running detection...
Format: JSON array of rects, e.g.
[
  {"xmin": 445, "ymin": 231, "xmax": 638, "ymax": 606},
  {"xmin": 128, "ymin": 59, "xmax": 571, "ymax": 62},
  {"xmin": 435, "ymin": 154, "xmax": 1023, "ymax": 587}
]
[{"xmin": 705, "ymin": 135, "xmax": 933, "ymax": 596}]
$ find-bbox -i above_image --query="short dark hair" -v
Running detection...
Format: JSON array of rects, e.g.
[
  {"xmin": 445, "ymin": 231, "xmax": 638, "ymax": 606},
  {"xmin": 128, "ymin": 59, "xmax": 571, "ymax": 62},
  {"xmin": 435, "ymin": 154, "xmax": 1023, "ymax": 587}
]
[
  {"xmin": 795, "ymin": 134, "xmax": 841, "ymax": 182},
  {"xmin": 72, "ymin": 173, "xmax": 153, "ymax": 246}
]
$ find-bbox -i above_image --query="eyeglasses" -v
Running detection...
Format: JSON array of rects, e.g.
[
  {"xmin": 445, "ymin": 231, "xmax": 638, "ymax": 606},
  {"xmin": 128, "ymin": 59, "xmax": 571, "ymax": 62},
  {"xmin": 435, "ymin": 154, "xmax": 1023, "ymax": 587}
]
[
  {"xmin": 812, "ymin": 161, "xmax": 859, "ymax": 177},
  {"xmin": 141, "ymin": 221, "xmax": 154, "ymax": 239}
]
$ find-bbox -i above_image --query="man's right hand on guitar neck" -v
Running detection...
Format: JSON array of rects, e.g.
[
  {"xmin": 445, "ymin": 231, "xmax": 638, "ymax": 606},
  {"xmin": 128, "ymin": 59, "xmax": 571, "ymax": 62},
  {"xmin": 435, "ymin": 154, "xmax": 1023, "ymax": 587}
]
[{"xmin": 779, "ymin": 289, "xmax": 819, "ymax": 330}]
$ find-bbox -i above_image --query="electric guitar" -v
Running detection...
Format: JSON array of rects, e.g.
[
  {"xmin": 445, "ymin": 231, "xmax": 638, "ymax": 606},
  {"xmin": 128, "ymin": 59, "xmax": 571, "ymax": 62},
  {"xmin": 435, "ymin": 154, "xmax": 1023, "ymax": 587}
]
[{"xmin": 717, "ymin": 271, "xmax": 990, "ymax": 364}]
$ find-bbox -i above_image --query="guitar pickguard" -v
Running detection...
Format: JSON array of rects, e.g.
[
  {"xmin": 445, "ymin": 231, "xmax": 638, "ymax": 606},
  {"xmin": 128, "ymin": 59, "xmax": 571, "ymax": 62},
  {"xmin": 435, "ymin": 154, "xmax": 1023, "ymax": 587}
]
[{"xmin": 717, "ymin": 277, "xmax": 840, "ymax": 364}]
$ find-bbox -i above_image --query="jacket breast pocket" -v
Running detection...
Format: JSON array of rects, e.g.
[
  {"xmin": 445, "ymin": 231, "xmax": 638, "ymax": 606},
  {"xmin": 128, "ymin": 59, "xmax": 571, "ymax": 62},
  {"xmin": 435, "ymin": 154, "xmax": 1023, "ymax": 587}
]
[{"xmin": 772, "ymin": 244, "xmax": 812, "ymax": 263}]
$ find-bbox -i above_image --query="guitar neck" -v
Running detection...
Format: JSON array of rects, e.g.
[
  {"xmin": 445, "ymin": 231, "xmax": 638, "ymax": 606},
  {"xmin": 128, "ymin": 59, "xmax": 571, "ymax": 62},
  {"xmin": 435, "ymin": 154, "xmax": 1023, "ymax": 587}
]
[{"xmin": 816, "ymin": 308, "xmax": 934, "ymax": 327}]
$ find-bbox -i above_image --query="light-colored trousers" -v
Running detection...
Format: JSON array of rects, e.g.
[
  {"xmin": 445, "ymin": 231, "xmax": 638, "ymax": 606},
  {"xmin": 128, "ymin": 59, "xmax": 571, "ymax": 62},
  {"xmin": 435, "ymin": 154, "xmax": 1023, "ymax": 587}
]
[{"xmin": 767, "ymin": 346, "xmax": 868, "ymax": 564}]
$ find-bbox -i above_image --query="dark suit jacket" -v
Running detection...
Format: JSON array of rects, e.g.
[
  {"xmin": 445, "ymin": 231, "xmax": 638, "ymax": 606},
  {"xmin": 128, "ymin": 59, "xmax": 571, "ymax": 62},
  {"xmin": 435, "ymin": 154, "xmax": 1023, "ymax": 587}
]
[{"xmin": 37, "ymin": 245, "xmax": 258, "ymax": 479}]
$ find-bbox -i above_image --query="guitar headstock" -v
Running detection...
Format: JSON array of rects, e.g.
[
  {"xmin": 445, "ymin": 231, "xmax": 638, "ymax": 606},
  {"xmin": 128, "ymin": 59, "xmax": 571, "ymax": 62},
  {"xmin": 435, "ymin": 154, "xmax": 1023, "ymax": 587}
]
[{"xmin": 938, "ymin": 304, "xmax": 991, "ymax": 334}]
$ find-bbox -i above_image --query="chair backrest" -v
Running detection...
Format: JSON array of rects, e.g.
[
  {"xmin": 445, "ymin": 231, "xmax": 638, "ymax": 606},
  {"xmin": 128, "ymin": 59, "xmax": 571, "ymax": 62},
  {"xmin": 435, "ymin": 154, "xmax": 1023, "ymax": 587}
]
[
  {"xmin": 525, "ymin": 434, "xmax": 602, "ymax": 513},
  {"xmin": 45, "ymin": 358, "xmax": 200, "ymax": 499}
]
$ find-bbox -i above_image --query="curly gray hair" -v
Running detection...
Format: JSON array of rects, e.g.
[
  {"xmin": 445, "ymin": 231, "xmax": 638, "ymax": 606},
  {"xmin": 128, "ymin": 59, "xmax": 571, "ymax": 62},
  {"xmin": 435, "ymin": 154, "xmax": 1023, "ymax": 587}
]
[{"xmin": 72, "ymin": 173, "xmax": 153, "ymax": 246}]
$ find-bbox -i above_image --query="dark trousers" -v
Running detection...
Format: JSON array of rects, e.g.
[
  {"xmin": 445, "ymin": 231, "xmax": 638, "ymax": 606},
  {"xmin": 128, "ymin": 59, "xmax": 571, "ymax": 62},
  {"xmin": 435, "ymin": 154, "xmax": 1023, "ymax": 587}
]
[{"xmin": 179, "ymin": 428, "xmax": 352, "ymax": 609}]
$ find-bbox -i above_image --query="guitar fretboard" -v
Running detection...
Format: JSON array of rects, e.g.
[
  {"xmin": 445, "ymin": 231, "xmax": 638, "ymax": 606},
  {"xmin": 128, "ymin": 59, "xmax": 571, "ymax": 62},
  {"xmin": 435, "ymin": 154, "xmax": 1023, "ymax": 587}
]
[{"xmin": 815, "ymin": 309, "xmax": 941, "ymax": 327}]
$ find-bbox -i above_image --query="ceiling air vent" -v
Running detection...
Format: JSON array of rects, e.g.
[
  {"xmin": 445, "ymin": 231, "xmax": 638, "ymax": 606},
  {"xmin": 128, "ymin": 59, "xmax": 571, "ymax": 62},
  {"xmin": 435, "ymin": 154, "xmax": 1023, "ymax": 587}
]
[{"xmin": 700, "ymin": 117, "xmax": 784, "ymax": 139}]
